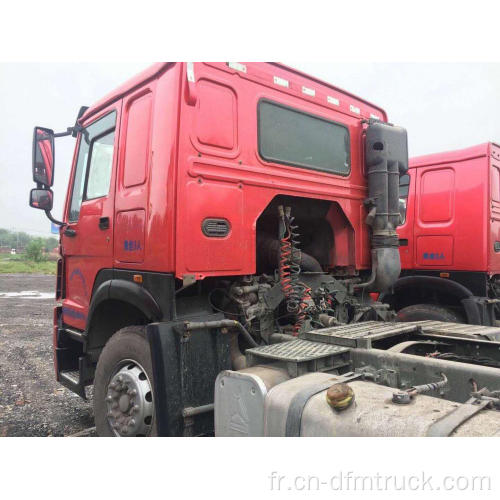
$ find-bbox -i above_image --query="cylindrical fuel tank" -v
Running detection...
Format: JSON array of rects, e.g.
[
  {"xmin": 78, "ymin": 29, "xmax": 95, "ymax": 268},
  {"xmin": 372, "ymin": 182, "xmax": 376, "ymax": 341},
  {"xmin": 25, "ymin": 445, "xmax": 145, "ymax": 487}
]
[{"xmin": 264, "ymin": 372, "xmax": 500, "ymax": 437}]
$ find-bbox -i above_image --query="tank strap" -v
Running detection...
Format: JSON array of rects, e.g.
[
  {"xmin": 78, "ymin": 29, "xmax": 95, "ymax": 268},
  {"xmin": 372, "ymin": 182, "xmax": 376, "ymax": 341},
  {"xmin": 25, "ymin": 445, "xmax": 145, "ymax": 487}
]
[
  {"xmin": 285, "ymin": 372, "xmax": 361, "ymax": 437},
  {"xmin": 426, "ymin": 398, "xmax": 490, "ymax": 437}
]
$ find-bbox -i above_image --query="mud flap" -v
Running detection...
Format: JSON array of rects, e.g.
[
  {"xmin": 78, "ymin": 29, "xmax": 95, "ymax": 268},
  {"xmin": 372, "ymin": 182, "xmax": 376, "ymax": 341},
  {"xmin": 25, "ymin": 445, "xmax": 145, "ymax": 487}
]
[{"xmin": 146, "ymin": 313, "xmax": 231, "ymax": 436}]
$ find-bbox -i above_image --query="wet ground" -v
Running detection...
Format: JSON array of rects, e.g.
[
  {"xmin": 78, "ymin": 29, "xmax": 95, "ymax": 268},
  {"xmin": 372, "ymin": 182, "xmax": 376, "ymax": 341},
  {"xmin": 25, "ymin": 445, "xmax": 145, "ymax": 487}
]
[{"xmin": 0, "ymin": 274, "xmax": 94, "ymax": 436}]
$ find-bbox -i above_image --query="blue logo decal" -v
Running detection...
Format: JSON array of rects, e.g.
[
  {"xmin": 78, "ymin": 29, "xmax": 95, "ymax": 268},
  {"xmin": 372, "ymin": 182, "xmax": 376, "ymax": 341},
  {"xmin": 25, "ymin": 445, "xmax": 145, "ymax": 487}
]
[
  {"xmin": 423, "ymin": 252, "xmax": 445, "ymax": 260},
  {"xmin": 124, "ymin": 240, "xmax": 142, "ymax": 252},
  {"xmin": 62, "ymin": 306, "xmax": 86, "ymax": 321},
  {"xmin": 69, "ymin": 267, "xmax": 89, "ymax": 299}
]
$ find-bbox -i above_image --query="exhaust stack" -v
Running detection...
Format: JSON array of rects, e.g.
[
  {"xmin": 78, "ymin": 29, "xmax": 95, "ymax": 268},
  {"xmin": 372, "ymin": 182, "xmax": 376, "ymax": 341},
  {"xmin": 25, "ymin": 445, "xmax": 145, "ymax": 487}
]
[{"xmin": 358, "ymin": 120, "xmax": 408, "ymax": 292}]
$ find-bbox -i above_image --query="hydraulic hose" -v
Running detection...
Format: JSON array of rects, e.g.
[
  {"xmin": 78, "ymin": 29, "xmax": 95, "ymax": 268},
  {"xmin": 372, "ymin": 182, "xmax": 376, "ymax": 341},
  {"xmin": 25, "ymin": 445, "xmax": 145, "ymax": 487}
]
[{"xmin": 183, "ymin": 319, "xmax": 259, "ymax": 348}]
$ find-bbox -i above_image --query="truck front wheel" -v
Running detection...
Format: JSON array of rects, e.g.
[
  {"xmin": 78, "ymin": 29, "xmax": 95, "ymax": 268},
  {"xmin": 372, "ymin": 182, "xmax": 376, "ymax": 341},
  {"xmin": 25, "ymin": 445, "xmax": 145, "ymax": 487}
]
[
  {"xmin": 94, "ymin": 326, "xmax": 156, "ymax": 437},
  {"xmin": 397, "ymin": 303, "xmax": 464, "ymax": 323}
]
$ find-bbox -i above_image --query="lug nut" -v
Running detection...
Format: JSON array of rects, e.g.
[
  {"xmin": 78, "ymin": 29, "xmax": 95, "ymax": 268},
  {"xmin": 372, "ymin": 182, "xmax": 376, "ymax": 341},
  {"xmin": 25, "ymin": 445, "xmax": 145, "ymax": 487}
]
[
  {"xmin": 109, "ymin": 382, "xmax": 116, "ymax": 390},
  {"xmin": 128, "ymin": 419, "xmax": 136, "ymax": 428},
  {"xmin": 132, "ymin": 405, "xmax": 140, "ymax": 414},
  {"xmin": 129, "ymin": 389, "xmax": 137, "ymax": 397}
]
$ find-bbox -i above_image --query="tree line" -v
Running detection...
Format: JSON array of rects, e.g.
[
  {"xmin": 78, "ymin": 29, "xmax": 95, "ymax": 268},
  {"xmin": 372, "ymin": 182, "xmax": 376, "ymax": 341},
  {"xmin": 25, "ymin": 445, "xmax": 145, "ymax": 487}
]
[{"xmin": 0, "ymin": 228, "xmax": 58, "ymax": 253}]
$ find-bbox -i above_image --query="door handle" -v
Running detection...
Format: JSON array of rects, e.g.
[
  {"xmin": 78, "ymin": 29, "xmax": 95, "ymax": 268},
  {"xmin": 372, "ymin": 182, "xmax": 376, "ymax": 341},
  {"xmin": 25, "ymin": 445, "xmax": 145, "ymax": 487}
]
[
  {"xmin": 64, "ymin": 228, "xmax": 77, "ymax": 237},
  {"xmin": 99, "ymin": 217, "xmax": 110, "ymax": 230}
]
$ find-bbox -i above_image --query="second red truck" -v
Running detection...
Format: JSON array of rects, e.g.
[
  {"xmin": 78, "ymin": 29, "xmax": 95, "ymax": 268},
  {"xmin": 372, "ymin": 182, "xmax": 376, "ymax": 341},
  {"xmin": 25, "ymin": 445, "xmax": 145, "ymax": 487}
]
[{"xmin": 384, "ymin": 142, "xmax": 500, "ymax": 326}]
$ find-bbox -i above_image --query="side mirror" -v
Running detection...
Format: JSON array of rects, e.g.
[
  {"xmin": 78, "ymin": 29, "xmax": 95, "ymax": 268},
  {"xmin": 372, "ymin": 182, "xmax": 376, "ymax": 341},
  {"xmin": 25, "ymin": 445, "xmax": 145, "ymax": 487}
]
[
  {"xmin": 29, "ymin": 188, "xmax": 53, "ymax": 211},
  {"xmin": 32, "ymin": 126, "xmax": 55, "ymax": 186}
]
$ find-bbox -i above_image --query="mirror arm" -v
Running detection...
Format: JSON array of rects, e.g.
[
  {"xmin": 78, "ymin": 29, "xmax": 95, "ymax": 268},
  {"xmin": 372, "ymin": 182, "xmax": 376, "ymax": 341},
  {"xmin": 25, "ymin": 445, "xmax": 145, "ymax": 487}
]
[
  {"xmin": 44, "ymin": 210, "xmax": 66, "ymax": 227},
  {"xmin": 53, "ymin": 127, "xmax": 77, "ymax": 138}
]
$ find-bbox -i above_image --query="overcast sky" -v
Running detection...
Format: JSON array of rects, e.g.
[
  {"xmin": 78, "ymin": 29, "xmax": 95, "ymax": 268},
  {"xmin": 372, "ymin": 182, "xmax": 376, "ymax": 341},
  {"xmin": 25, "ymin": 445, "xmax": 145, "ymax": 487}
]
[{"xmin": 1, "ymin": 62, "xmax": 499, "ymax": 236}]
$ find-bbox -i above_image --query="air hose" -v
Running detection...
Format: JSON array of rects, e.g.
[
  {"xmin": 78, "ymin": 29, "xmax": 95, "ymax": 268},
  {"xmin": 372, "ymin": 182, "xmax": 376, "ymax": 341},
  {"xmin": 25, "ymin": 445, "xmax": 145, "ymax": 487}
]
[{"xmin": 278, "ymin": 205, "xmax": 313, "ymax": 336}]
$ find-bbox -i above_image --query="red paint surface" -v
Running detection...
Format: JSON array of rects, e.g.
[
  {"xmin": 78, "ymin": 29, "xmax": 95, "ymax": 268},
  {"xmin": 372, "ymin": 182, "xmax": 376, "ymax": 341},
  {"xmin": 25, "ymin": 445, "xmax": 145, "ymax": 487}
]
[
  {"xmin": 59, "ymin": 62, "xmax": 388, "ymax": 328},
  {"xmin": 399, "ymin": 142, "xmax": 500, "ymax": 275}
]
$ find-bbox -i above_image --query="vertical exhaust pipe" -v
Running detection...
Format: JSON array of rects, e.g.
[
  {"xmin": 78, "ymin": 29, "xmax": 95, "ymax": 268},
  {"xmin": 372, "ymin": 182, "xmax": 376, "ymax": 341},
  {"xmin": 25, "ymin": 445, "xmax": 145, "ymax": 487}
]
[{"xmin": 357, "ymin": 120, "xmax": 408, "ymax": 293}]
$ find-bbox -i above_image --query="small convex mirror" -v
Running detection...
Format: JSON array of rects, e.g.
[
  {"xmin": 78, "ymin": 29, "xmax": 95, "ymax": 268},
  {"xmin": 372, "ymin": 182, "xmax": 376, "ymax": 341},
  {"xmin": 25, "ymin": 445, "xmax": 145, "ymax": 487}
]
[
  {"xmin": 32, "ymin": 127, "xmax": 55, "ymax": 186},
  {"xmin": 29, "ymin": 188, "xmax": 53, "ymax": 211}
]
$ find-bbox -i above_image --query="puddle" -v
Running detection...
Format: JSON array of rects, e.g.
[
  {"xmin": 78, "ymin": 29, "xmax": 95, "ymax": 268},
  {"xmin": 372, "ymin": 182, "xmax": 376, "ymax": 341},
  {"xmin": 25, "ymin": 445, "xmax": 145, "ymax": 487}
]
[{"xmin": 0, "ymin": 290, "xmax": 54, "ymax": 300}]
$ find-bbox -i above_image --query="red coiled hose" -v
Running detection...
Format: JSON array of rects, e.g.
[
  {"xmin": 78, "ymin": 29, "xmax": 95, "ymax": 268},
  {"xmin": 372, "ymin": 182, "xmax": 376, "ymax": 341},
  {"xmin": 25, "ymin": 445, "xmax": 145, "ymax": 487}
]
[
  {"xmin": 280, "ymin": 232, "xmax": 293, "ymax": 299},
  {"xmin": 278, "ymin": 205, "xmax": 314, "ymax": 337}
]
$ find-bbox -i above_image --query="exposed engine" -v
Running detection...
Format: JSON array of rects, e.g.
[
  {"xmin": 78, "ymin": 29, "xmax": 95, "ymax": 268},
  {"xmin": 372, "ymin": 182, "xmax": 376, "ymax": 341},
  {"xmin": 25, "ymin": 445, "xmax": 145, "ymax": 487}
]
[
  {"xmin": 206, "ymin": 120, "xmax": 408, "ymax": 349},
  {"xmin": 208, "ymin": 203, "xmax": 395, "ymax": 350}
]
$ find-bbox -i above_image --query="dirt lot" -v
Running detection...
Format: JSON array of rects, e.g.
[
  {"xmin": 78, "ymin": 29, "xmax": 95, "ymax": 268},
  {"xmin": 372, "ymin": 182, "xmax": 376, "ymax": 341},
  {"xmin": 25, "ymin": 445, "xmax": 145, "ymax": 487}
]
[{"xmin": 0, "ymin": 274, "xmax": 94, "ymax": 436}]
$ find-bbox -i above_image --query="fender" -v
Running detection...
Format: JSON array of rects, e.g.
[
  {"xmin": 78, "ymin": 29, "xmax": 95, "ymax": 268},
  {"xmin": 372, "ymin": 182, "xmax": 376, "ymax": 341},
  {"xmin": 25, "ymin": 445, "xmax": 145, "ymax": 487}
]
[
  {"xmin": 388, "ymin": 275, "xmax": 473, "ymax": 301},
  {"xmin": 383, "ymin": 276, "xmax": 495, "ymax": 326},
  {"xmin": 86, "ymin": 278, "xmax": 162, "ymax": 331}
]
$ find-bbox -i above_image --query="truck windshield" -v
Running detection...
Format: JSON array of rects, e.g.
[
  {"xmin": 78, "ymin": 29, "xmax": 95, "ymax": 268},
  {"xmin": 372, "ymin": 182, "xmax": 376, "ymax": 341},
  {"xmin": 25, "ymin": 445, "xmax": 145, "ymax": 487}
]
[
  {"xmin": 68, "ymin": 111, "xmax": 116, "ymax": 222},
  {"xmin": 258, "ymin": 100, "xmax": 350, "ymax": 175}
]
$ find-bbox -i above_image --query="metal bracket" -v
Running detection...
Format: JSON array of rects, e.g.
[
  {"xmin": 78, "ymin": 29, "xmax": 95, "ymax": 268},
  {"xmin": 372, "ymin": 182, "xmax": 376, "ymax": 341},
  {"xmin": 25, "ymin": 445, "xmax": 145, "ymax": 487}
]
[
  {"xmin": 182, "ymin": 274, "xmax": 196, "ymax": 287},
  {"xmin": 356, "ymin": 366, "xmax": 400, "ymax": 388}
]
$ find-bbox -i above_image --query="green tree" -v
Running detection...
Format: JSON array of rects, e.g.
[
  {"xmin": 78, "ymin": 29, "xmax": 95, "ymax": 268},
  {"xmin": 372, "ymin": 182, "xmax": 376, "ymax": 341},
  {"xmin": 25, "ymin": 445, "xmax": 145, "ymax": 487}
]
[
  {"xmin": 0, "ymin": 228, "xmax": 59, "ymax": 252},
  {"xmin": 26, "ymin": 238, "xmax": 45, "ymax": 262},
  {"xmin": 18, "ymin": 232, "xmax": 32, "ymax": 248},
  {"xmin": 43, "ymin": 237, "xmax": 58, "ymax": 252}
]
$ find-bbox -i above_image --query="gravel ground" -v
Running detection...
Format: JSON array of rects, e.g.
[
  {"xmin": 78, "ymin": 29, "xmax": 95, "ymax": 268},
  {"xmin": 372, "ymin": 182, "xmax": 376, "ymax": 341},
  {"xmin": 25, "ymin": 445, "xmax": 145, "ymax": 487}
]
[{"xmin": 0, "ymin": 274, "xmax": 94, "ymax": 436}]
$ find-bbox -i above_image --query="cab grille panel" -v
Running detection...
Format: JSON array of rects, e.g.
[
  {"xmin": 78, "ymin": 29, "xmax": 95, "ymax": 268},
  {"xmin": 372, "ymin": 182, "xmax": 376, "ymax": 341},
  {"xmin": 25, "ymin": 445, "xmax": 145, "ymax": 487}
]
[{"xmin": 202, "ymin": 218, "xmax": 231, "ymax": 237}]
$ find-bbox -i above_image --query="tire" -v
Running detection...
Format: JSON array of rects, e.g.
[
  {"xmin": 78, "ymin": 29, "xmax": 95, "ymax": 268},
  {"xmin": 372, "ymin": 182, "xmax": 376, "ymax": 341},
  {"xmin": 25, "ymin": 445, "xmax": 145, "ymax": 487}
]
[
  {"xmin": 397, "ymin": 303, "xmax": 464, "ymax": 323},
  {"xmin": 94, "ymin": 325, "xmax": 157, "ymax": 437}
]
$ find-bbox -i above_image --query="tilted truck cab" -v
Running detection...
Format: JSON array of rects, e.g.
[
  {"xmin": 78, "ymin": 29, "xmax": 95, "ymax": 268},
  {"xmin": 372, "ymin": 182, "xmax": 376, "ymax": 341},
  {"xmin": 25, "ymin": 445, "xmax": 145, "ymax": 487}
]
[
  {"xmin": 384, "ymin": 142, "xmax": 500, "ymax": 326},
  {"xmin": 29, "ymin": 64, "xmax": 500, "ymax": 437}
]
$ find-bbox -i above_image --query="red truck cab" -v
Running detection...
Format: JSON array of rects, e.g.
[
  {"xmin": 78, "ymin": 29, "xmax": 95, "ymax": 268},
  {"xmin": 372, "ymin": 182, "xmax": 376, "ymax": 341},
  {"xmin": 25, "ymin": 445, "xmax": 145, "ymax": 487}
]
[
  {"xmin": 384, "ymin": 142, "xmax": 500, "ymax": 325},
  {"xmin": 29, "ymin": 62, "xmax": 408, "ymax": 436}
]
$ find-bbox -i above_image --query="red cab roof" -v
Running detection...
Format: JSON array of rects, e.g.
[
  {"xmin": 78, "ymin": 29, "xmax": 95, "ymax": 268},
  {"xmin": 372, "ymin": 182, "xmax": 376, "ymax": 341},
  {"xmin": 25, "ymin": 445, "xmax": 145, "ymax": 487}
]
[
  {"xmin": 81, "ymin": 62, "xmax": 387, "ymax": 123},
  {"xmin": 80, "ymin": 63, "xmax": 171, "ymax": 122},
  {"xmin": 410, "ymin": 142, "xmax": 499, "ymax": 168}
]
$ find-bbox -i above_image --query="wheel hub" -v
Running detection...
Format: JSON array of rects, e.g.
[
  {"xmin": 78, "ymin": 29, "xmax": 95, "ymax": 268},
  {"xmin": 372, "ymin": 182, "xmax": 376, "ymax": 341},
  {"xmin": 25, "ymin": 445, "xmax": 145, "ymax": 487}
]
[{"xmin": 105, "ymin": 361, "xmax": 153, "ymax": 436}]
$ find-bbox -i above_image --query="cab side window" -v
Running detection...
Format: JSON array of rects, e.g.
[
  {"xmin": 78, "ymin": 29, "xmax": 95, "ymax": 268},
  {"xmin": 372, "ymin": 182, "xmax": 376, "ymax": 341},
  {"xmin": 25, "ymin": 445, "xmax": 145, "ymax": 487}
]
[
  {"xmin": 86, "ymin": 130, "xmax": 115, "ymax": 199},
  {"xmin": 398, "ymin": 173, "xmax": 410, "ymax": 225},
  {"xmin": 68, "ymin": 111, "xmax": 117, "ymax": 222}
]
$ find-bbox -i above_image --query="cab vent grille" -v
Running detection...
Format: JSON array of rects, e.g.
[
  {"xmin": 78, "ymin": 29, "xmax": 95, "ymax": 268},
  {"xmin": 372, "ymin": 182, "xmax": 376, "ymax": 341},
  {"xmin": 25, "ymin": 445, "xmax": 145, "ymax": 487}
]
[{"xmin": 201, "ymin": 218, "xmax": 230, "ymax": 237}]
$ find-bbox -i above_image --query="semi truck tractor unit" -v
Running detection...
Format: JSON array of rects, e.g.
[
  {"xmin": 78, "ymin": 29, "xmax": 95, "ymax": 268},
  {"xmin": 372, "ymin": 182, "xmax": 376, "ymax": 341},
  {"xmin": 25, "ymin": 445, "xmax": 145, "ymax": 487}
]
[
  {"xmin": 384, "ymin": 142, "xmax": 500, "ymax": 327},
  {"xmin": 29, "ymin": 63, "xmax": 500, "ymax": 436}
]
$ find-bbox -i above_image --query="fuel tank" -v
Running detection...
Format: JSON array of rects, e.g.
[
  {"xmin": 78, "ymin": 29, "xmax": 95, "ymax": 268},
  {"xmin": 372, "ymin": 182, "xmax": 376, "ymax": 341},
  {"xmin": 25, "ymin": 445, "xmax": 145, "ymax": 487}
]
[{"xmin": 215, "ymin": 369, "xmax": 500, "ymax": 437}]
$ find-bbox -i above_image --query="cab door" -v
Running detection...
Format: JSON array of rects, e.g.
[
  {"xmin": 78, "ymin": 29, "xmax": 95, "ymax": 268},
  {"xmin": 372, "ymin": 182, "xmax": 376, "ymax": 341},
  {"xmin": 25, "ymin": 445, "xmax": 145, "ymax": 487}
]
[{"xmin": 61, "ymin": 105, "xmax": 121, "ymax": 330}]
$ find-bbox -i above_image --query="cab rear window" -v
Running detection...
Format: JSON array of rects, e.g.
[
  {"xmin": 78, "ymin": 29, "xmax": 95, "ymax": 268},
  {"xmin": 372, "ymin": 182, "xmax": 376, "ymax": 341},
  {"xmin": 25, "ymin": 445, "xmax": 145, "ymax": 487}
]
[{"xmin": 258, "ymin": 100, "xmax": 350, "ymax": 175}]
